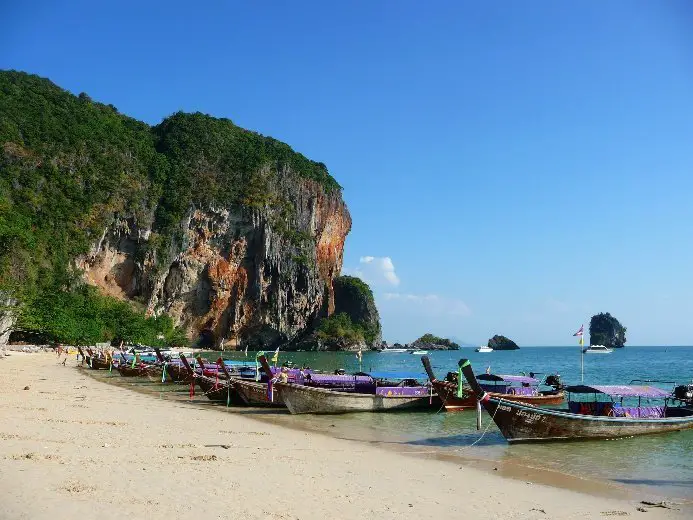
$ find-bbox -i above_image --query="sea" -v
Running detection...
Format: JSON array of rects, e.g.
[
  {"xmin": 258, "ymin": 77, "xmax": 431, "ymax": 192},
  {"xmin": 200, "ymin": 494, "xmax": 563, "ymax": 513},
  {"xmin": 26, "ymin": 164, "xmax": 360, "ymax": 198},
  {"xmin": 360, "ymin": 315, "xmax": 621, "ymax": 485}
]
[{"xmin": 98, "ymin": 346, "xmax": 693, "ymax": 501}]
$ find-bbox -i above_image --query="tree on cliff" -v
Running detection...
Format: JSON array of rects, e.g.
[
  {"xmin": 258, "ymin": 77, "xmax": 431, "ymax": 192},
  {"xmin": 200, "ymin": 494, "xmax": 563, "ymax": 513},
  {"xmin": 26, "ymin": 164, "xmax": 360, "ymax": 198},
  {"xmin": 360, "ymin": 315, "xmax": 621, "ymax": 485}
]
[
  {"xmin": 331, "ymin": 276, "xmax": 381, "ymax": 349},
  {"xmin": 589, "ymin": 312, "xmax": 627, "ymax": 348},
  {"xmin": 487, "ymin": 335, "xmax": 519, "ymax": 350}
]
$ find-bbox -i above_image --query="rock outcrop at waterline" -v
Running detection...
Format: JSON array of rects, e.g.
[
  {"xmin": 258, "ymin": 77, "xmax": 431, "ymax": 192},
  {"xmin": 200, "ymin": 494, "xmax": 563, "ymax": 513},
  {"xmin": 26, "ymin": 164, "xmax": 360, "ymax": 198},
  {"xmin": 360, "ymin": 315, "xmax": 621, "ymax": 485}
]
[
  {"xmin": 0, "ymin": 70, "xmax": 362, "ymax": 350},
  {"xmin": 487, "ymin": 334, "xmax": 519, "ymax": 350},
  {"xmin": 589, "ymin": 312, "xmax": 627, "ymax": 348}
]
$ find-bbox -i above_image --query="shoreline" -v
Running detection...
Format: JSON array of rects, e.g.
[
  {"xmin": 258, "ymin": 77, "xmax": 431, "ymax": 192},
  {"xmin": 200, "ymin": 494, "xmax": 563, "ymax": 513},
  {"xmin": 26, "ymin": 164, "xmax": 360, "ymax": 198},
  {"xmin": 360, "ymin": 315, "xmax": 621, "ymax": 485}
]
[
  {"xmin": 88, "ymin": 364, "xmax": 688, "ymax": 504},
  {"xmin": 1, "ymin": 353, "xmax": 689, "ymax": 519}
]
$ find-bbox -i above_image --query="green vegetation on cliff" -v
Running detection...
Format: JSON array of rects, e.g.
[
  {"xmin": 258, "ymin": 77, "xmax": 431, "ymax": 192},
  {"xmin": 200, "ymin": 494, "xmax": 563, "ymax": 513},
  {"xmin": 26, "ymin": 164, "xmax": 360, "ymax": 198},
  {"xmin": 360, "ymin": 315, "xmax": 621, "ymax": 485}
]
[
  {"xmin": 412, "ymin": 333, "xmax": 460, "ymax": 350},
  {"xmin": 589, "ymin": 312, "xmax": 627, "ymax": 348},
  {"xmin": 0, "ymin": 70, "xmax": 341, "ymax": 345},
  {"xmin": 313, "ymin": 276, "xmax": 381, "ymax": 349}
]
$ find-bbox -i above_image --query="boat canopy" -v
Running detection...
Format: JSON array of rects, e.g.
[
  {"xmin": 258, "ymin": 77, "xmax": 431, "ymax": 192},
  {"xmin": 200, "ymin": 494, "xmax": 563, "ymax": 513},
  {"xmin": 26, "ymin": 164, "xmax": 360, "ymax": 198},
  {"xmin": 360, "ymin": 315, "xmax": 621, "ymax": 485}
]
[
  {"xmin": 366, "ymin": 371, "xmax": 425, "ymax": 380},
  {"xmin": 477, "ymin": 374, "xmax": 539, "ymax": 385},
  {"xmin": 565, "ymin": 385, "xmax": 671, "ymax": 398}
]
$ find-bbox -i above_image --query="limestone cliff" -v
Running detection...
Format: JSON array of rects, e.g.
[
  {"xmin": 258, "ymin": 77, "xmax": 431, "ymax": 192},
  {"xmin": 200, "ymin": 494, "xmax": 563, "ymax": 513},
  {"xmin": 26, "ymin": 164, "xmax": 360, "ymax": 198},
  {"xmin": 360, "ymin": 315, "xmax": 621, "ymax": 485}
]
[
  {"xmin": 488, "ymin": 335, "xmax": 519, "ymax": 350},
  {"xmin": 589, "ymin": 312, "xmax": 627, "ymax": 348},
  {"xmin": 0, "ymin": 71, "xmax": 355, "ymax": 349},
  {"xmin": 77, "ymin": 170, "xmax": 351, "ymax": 349}
]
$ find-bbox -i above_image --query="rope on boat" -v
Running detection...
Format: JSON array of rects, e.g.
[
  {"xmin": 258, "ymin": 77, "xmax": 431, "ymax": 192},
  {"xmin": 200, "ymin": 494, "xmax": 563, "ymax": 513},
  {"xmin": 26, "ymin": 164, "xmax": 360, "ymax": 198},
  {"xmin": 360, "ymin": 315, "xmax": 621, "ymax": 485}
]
[{"xmin": 455, "ymin": 401, "xmax": 501, "ymax": 451}]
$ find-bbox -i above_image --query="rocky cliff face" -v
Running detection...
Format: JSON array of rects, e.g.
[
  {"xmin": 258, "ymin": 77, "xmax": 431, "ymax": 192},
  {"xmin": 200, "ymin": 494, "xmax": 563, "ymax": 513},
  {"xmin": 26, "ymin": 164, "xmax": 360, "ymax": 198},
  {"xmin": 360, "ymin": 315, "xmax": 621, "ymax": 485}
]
[
  {"xmin": 78, "ymin": 170, "xmax": 350, "ymax": 349},
  {"xmin": 332, "ymin": 276, "xmax": 381, "ymax": 350},
  {"xmin": 0, "ymin": 71, "xmax": 366, "ymax": 350},
  {"xmin": 589, "ymin": 312, "xmax": 627, "ymax": 348},
  {"xmin": 488, "ymin": 335, "xmax": 519, "ymax": 350}
]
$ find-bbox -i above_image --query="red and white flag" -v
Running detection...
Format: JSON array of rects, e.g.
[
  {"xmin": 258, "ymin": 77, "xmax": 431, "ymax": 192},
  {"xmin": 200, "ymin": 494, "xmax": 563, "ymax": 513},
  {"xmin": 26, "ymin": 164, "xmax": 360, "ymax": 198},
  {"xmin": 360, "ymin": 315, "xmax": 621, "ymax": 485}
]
[{"xmin": 573, "ymin": 325, "xmax": 584, "ymax": 337}]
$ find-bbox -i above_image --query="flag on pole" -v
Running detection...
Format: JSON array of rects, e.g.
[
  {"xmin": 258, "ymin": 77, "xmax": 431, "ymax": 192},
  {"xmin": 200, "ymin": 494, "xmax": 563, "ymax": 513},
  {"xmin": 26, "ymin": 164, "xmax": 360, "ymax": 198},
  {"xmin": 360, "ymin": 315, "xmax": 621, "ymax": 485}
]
[
  {"xmin": 271, "ymin": 347, "xmax": 279, "ymax": 364},
  {"xmin": 356, "ymin": 350, "xmax": 362, "ymax": 362},
  {"xmin": 573, "ymin": 325, "xmax": 585, "ymax": 346}
]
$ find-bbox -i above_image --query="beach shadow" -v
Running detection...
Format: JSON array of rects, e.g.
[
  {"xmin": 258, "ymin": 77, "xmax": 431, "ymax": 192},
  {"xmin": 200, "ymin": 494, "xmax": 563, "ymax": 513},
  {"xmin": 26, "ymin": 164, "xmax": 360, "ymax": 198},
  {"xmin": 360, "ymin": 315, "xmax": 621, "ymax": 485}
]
[{"xmin": 405, "ymin": 433, "xmax": 506, "ymax": 448}]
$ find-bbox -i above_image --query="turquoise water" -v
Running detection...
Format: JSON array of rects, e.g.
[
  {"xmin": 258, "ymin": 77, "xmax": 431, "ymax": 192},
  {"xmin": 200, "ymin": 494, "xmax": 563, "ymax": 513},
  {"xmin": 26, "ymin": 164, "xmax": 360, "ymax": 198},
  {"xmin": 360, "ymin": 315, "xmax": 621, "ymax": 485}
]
[{"xmin": 213, "ymin": 346, "xmax": 693, "ymax": 500}]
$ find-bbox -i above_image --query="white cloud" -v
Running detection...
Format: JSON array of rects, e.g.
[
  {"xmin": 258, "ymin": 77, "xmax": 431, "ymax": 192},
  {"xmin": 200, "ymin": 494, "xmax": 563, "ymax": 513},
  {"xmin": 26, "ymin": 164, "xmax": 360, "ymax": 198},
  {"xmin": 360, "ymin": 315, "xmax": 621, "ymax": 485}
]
[
  {"xmin": 381, "ymin": 292, "xmax": 471, "ymax": 316},
  {"xmin": 345, "ymin": 256, "xmax": 400, "ymax": 287}
]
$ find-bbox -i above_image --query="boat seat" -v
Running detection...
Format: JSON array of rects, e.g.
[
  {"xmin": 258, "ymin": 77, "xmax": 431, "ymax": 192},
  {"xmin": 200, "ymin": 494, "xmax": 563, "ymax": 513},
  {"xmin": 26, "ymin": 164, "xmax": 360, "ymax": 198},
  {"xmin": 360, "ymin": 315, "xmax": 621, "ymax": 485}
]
[{"xmin": 611, "ymin": 406, "xmax": 665, "ymax": 418}]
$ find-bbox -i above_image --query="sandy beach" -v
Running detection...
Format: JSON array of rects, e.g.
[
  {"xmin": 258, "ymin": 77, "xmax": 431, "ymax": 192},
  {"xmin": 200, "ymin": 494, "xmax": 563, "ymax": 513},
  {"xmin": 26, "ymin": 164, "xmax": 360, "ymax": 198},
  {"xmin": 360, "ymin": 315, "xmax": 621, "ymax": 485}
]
[{"xmin": 0, "ymin": 353, "xmax": 688, "ymax": 520}]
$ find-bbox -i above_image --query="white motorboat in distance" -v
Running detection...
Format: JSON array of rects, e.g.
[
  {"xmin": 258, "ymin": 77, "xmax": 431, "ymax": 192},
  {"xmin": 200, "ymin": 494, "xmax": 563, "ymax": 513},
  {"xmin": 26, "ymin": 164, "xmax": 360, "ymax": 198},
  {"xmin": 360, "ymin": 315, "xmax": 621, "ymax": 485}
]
[
  {"xmin": 475, "ymin": 345, "xmax": 493, "ymax": 353},
  {"xmin": 410, "ymin": 350, "xmax": 428, "ymax": 355},
  {"xmin": 583, "ymin": 345, "xmax": 613, "ymax": 354}
]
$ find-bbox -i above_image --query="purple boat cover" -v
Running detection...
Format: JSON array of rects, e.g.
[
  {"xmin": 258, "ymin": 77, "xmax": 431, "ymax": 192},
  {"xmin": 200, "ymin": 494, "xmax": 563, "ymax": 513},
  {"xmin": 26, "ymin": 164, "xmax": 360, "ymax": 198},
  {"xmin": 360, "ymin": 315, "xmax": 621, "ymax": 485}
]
[
  {"xmin": 507, "ymin": 386, "xmax": 538, "ymax": 396},
  {"xmin": 303, "ymin": 374, "xmax": 373, "ymax": 385},
  {"xmin": 375, "ymin": 386, "xmax": 429, "ymax": 397},
  {"xmin": 592, "ymin": 385, "xmax": 671, "ymax": 398},
  {"xmin": 612, "ymin": 405, "xmax": 665, "ymax": 418}
]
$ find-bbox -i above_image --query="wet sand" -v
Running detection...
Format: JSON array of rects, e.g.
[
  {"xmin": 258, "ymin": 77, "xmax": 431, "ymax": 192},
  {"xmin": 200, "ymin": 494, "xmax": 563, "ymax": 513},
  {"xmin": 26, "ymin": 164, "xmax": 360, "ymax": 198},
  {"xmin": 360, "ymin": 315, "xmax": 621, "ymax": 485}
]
[{"xmin": 0, "ymin": 353, "xmax": 689, "ymax": 519}]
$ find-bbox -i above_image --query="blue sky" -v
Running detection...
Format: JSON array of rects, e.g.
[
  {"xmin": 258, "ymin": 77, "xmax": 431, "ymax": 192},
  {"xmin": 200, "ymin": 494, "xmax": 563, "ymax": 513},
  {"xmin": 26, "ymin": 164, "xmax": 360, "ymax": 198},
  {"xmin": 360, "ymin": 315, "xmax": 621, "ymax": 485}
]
[{"xmin": 3, "ymin": 1, "xmax": 693, "ymax": 345}]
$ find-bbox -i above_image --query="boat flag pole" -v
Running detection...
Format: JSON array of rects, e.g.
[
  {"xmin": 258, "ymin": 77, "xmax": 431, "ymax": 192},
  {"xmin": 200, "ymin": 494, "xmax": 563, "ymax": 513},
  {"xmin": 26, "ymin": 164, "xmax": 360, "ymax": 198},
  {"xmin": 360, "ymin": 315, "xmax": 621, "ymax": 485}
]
[
  {"xmin": 580, "ymin": 333, "xmax": 584, "ymax": 383},
  {"xmin": 573, "ymin": 324, "xmax": 585, "ymax": 383}
]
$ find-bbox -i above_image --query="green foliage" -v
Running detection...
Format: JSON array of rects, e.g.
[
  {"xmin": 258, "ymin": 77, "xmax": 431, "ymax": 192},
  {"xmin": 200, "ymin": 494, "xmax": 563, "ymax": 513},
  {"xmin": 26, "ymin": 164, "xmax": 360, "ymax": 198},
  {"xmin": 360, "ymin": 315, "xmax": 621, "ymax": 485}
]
[
  {"xmin": 335, "ymin": 275, "xmax": 373, "ymax": 301},
  {"xmin": 0, "ymin": 70, "xmax": 341, "ymax": 345},
  {"xmin": 413, "ymin": 333, "xmax": 460, "ymax": 349},
  {"xmin": 589, "ymin": 312, "xmax": 627, "ymax": 348},
  {"xmin": 331, "ymin": 275, "xmax": 380, "ymax": 345},
  {"xmin": 315, "ymin": 312, "xmax": 365, "ymax": 345},
  {"xmin": 15, "ymin": 284, "xmax": 186, "ymax": 346}
]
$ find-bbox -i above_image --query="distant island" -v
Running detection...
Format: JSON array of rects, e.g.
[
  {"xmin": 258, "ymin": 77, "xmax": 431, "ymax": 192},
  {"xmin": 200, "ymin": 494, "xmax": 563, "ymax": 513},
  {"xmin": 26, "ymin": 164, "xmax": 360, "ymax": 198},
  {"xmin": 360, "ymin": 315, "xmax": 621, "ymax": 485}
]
[
  {"xmin": 487, "ymin": 334, "xmax": 519, "ymax": 350},
  {"xmin": 382, "ymin": 333, "xmax": 460, "ymax": 351},
  {"xmin": 411, "ymin": 333, "xmax": 460, "ymax": 350},
  {"xmin": 589, "ymin": 312, "xmax": 627, "ymax": 348}
]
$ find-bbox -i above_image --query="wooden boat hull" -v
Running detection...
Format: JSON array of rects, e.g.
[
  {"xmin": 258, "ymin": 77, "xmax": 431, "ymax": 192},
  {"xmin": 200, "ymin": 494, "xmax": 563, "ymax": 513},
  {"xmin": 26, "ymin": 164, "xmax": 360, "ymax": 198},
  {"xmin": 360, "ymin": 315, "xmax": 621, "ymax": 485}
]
[
  {"xmin": 117, "ymin": 364, "xmax": 162, "ymax": 378},
  {"xmin": 195, "ymin": 376, "xmax": 244, "ymax": 404},
  {"xmin": 89, "ymin": 358, "xmax": 111, "ymax": 370},
  {"xmin": 276, "ymin": 383, "xmax": 437, "ymax": 414},
  {"xmin": 163, "ymin": 363, "xmax": 192, "ymax": 383},
  {"xmin": 431, "ymin": 379, "xmax": 564, "ymax": 411},
  {"xmin": 457, "ymin": 358, "xmax": 693, "ymax": 442},
  {"xmin": 479, "ymin": 396, "xmax": 693, "ymax": 442},
  {"xmin": 234, "ymin": 379, "xmax": 284, "ymax": 407}
]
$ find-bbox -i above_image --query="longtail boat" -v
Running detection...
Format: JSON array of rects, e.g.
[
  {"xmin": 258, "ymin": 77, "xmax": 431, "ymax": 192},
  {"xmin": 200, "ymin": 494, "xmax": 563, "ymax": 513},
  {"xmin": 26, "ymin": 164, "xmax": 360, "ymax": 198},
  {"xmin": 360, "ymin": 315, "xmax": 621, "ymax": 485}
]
[
  {"xmin": 258, "ymin": 355, "xmax": 438, "ymax": 414},
  {"xmin": 458, "ymin": 358, "xmax": 693, "ymax": 443},
  {"xmin": 421, "ymin": 356, "xmax": 564, "ymax": 411},
  {"xmin": 116, "ymin": 352, "xmax": 162, "ymax": 378},
  {"xmin": 154, "ymin": 348, "xmax": 191, "ymax": 383},
  {"xmin": 84, "ymin": 348, "xmax": 111, "ymax": 370},
  {"xmin": 179, "ymin": 355, "xmax": 244, "ymax": 404},
  {"xmin": 214, "ymin": 359, "xmax": 282, "ymax": 407}
]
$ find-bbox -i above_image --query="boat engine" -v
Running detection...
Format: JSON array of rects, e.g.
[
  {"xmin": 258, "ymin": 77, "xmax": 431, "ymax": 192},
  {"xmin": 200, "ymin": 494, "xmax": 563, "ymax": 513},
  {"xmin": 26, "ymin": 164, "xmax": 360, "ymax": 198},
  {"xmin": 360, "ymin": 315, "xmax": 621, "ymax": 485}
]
[
  {"xmin": 673, "ymin": 384, "xmax": 693, "ymax": 404},
  {"xmin": 445, "ymin": 371, "xmax": 458, "ymax": 384},
  {"xmin": 544, "ymin": 374, "xmax": 564, "ymax": 391}
]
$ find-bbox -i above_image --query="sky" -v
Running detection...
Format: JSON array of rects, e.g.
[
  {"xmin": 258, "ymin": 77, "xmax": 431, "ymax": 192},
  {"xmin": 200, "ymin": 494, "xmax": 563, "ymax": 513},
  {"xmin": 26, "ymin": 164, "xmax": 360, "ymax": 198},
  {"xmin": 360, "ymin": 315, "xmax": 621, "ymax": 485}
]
[{"xmin": 2, "ymin": 1, "xmax": 693, "ymax": 345}]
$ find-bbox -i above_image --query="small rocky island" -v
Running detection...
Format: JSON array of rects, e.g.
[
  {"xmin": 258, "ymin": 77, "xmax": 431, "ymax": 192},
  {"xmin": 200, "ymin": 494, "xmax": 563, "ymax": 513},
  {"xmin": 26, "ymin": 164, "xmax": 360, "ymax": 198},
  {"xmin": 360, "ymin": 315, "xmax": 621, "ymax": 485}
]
[
  {"xmin": 381, "ymin": 334, "xmax": 460, "ymax": 351},
  {"xmin": 487, "ymin": 334, "xmax": 519, "ymax": 350},
  {"xmin": 410, "ymin": 334, "xmax": 460, "ymax": 351},
  {"xmin": 589, "ymin": 312, "xmax": 627, "ymax": 348}
]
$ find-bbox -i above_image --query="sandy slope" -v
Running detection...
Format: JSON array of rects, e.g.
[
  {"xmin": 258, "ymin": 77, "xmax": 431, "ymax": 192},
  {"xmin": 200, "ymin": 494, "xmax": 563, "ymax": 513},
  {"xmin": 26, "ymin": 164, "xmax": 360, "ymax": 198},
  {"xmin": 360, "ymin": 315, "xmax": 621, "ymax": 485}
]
[{"xmin": 0, "ymin": 353, "xmax": 688, "ymax": 520}]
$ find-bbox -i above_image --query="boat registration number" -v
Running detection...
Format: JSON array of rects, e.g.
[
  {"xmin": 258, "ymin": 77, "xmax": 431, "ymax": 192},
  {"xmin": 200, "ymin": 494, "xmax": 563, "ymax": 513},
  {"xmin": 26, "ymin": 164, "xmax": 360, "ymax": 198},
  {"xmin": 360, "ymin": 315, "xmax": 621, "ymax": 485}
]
[{"xmin": 499, "ymin": 404, "xmax": 544, "ymax": 423}]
